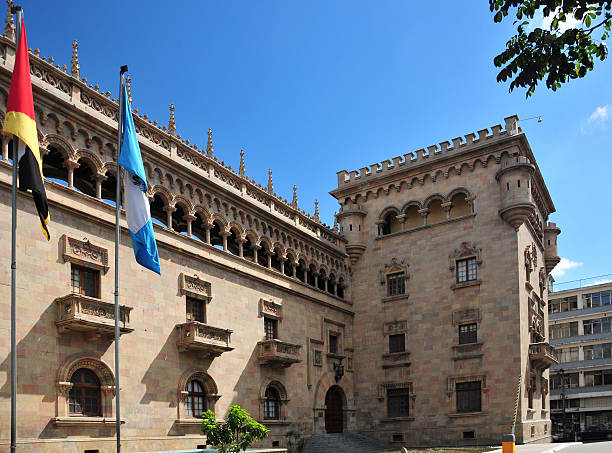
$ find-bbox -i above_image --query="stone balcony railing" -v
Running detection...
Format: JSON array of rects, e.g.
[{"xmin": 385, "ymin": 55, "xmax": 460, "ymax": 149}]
[
  {"xmin": 529, "ymin": 342, "xmax": 559, "ymax": 369},
  {"xmin": 257, "ymin": 339, "xmax": 302, "ymax": 368},
  {"xmin": 55, "ymin": 293, "xmax": 133, "ymax": 340},
  {"xmin": 176, "ymin": 321, "xmax": 234, "ymax": 358}
]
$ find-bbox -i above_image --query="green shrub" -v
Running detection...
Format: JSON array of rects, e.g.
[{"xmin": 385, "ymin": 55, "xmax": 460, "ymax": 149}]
[{"xmin": 201, "ymin": 405, "xmax": 269, "ymax": 453}]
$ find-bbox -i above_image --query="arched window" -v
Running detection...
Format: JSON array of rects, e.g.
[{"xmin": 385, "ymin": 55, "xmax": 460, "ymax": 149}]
[
  {"xmin": 69, "ymin": 368, "xmax": 101, "ymax": 416},
  {"xmin": 264, "ymin": 386, "xmax": 281, "ymax": 420},
  {"xmin": 449, "ymin": 192, "xmax": 471, "ymax": 218},
  {"xmin": 185, "ymin": 379, "xmax": 207, "ymax": 418},
  {"xmin": 380, "ymin": 211, "xmax": 401, "ymax": 235}
]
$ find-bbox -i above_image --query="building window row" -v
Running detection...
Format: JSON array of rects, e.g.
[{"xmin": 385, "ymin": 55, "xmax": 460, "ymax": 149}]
[{"xmin": 548, "ymin": 290, "xmax": 612, "ymax": 314}]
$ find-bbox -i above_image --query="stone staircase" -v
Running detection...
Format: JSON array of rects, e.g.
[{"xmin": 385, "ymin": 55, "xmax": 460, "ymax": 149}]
[{"xmin": 301, "ymin": 433, "xmax": 395, "ymax": 453}]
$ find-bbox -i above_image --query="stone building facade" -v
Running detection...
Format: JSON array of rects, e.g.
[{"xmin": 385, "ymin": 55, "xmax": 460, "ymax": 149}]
[
  {"xmin": 0, "ymin": 5, "xmax": 560, "ymax": 452},
  {"xmin": 330, "ymin": 116, "xmax": 561, "ymax": 446}
]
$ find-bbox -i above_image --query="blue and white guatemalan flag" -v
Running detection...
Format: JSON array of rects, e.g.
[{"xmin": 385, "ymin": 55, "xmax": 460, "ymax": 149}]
[{"xmin": 118, "ymin": 82, "xmax": 161, "ymax": 274}]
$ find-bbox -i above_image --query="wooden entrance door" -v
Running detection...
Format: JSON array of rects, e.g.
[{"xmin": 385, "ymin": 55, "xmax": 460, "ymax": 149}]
[{"xmin": 325, "ymin": 386, "xmax": 344, "ymax": 433}]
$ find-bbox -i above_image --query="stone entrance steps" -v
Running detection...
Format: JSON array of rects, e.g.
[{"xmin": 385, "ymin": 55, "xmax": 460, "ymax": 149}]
[{"xmin": 302, "ymin": 433, "xmax": 395, "ymax": 453}]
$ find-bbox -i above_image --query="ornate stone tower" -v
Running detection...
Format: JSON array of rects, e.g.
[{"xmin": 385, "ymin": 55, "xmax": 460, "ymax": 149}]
[
  {"xmin": 335, "ymin": 202, "xmax": 367, "ymax": 265},
  {"xmin": 544, "ymin": 222, "xmax": 561, "ymax": 274},
  {"xmin": 495, "ymin": 155, "xmax": 536, "ymax": 230}
]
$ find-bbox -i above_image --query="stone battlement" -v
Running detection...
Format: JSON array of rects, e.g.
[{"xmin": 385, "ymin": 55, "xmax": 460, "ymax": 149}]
[{"xmin": 336, "ymin": 115, "xmax": 520, "ymax": 188}]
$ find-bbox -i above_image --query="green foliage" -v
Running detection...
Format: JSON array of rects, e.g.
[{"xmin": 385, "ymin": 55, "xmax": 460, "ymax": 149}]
[
  {"xmin": 490, "ymin": 0, "xmax": 612, "ymax": 97},
  {"xmin": 201, "ymin": 405, "xmax": 269, "ymax": 453}
]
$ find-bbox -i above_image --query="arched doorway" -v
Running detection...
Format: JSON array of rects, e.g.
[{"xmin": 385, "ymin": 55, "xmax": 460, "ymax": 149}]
[{"xmin": 325, "ymin": 385, "xmax": 344, "ymax": 433}]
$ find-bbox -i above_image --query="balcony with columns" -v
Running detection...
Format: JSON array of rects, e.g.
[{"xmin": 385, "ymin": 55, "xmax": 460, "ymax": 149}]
[{"xmin": 257, "ymin": 339, "xmax": 302, "ymax": 368}]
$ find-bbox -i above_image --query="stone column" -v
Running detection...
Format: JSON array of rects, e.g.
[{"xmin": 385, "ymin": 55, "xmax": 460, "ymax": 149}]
[
  {"xmin": 204, "ymin": 225, "xmax": 212, "ymax": 244},
  {"xmin": 266, "ymin": 251, "xmax": 272, "ymax": 269},
  {"xmin": 94, "ymin": 174, "xmax": 107, "ymax": 199},
  {"xmin": 313, "ymin": 271, "xmax": 319, "ymax": 288},
  {"xmin": 279, "ymin": 257, "xmax": 286, "ymax": 274},
  {"xmin": 164, "ymin": 206, "xmax": 176, "ymax": 230},
  {"xmin": 183, "ymin": 214, "xmax": 196, "ymax": 237},
  {"xmin": 466, "ymin": 196, "xmax": 476, "ymax": 214},
  {"xmin": 441, "ymin": 201, "xmax": 452, "ymax": 220},
  {"xmin": 238, "ymin": 238, "xmax": 246, "ymax": 257},
  {"xmin": 252, "ymin": 244, "xmax": 260, "ymax": 263},
  {"xmin": 322, "ymin": 275, "xmax": 328, "ymax": 292},
  {"xmin": 65, "ymin": 160, "xmax": 80, "ymax": 188},
  {"xmin": 418, "ymin": 208, "xmax": 429, "ymax": 226},
  {"xmin": 375, "ymin": 220, "xmax": 385, "ymax": 236},
  {"xmin": 220, "ymin": 231, "xmax": 230, "ymax": 251},
  {"xmin": 292, "ymin": 262, "xmax": 297, "ymax": 278},
  {"xmin": 396, "ymin": 214, "xmax": 406, "ymax": 231}
]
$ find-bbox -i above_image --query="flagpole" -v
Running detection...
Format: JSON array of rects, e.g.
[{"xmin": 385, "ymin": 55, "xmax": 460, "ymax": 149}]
[
  {"xmin": 10, "ymin": 7, "xmax": 23, "ymax": 453},
  {"xmin": 115, "ymin": 64, "xmax": 127, "ymax": 453}
]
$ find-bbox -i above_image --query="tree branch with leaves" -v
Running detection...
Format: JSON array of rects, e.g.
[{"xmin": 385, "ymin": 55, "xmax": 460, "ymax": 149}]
[
  {"xmin": 491, "ymin": 0, "xmax": 612, "ymax": 97},
  {"xmin": 201, "ymin": 405, "xmax": 269, "ymax": 453}
]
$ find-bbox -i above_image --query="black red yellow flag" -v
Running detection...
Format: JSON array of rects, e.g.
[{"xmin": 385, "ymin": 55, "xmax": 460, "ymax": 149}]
[{"xmin": 3, "ymin": 18, "xmax": 49, "ymax": 240}]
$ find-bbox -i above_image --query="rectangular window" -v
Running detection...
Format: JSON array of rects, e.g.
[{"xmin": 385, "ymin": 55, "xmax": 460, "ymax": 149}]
[
  {"xmin": 456, "ymin": 257, "xmax": 477, "ymax": 283},
  {"xmin": 549, "ymin": 296, "xmax": 578, "ymax": 313},
  {"xmin": 458, "ymin": 323, "xmax": 477, "ymax": 344},
  {"xmin": 387, "ymin": 387, "xmax": 410, "ymax": 418},
  {"xmin": 264, "ymin": 317, "xmax": 278, "ymax": 341},
  {"xmin": 550, "ymin": 373, "xmax": 579, "ymax": 390},
  {"xmin": 70, "ymin": 265, "xmax": 100, "ymax": 298},
  {"xmin": 584, "ymin": 369, "xmax": 612, "ymax": 387},
  {"xmin": 550, "ymin": 322, "xmax": 579, "ymax": 340},
  {"xmin": 387, "ymin": 273, "xmax": 406, "ymax": 297},
  {"xmin": 329, "ymin": 333, "xmax": 339, "ymax": 354},
  {"xmin": 559, "ymin": 347, "xmax": 579, "ymax": 363},
  {"xmin": 186, "ymin": 297, "xmax": 205, "ymax": 323},
  {"xmin": 389, "ymin": 334, "xmax": 405, "ymax": 354},
  {"xmin": 456, "ymin": 381, "xmax": 481, "ymax": 413}
]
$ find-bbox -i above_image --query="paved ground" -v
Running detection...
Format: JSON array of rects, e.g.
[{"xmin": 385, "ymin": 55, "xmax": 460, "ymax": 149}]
[
  {"xmin": 488, "ymin": 442, "xmax": 581, "ymax": 453},
  {"xmin": 557, "ymin": 440, "xmax": 612, "ymax": 453},
  {"xmin": 302, "ymin": 433, "xmax": 395, "ymax": 453}
]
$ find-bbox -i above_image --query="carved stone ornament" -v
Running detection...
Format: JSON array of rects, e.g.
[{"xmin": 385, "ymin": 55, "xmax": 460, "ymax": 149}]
[
  {"xmin": 384, "ymin": 320, "xmax": 408, "ymax": 334},
  {"xmin": 452, "ymin": 308, "xmax": 481, "ymax": 326},
  {"xmin": 179, "ymin": 273, "xmax": 212, "ymax": 301},
  {"xmin": 259, "ymin": 298, "xmax": 282, "ymax": 320},
  {"xmin": 61, "ymin": 234, "xmax": 109, "ymax": 273},
  {"xmin": 380, "ymin": 257, "xmax": 409, "ymax": 285},
  {"xmin": 538, "ymin": 267, "xmax": 547, "ymax": 297},
  {"xmin": 448, "ymin": 242, "xmax": 482, "ymax": 271}
]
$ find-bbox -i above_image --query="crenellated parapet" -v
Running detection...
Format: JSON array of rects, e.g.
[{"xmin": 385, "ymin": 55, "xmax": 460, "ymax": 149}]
[{"xmin": 336, "ymin": 116, "xmax": 520, "ymax": 189}]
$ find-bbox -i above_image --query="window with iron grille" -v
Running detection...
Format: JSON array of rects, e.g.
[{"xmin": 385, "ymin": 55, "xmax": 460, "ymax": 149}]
[
  {"xmin": 71, "ymin": 265, "xmax": 100, "ymax": 298},
  {"xmin": 458, "ymin": 323, "xmax": 477, "ymax": 344},
  {"xmin": 263, "ymin": 386, "xmax": 280, "ymax": 420},
  {"xmin": 185, "ymin": 380, "xmax": 206, "ymax": 418},
  {"xmin": 387, "ymin": 387, "xmax": 410, "ymax": 417},
  {"xmin": 456, "ymin": 257, "xmax": 477, "ymax": 283},
  {"xmin": 387, "ymin": 272, "xmax": 406, "ymax": 297},
  {"xmin": 68, "ymin": 368, "xmax": 101, "ymax": 416},
  {"xmin": 456, "ymin": 381, "xmax": 481, "ymax": 413},
  {"xmin": 186, "ymin": 297, "xmax": 205, "ymax": 323},
  {"xmin": 264, "ymin": 317, "xmax": 278, "ymax": 340},
  {"xmin": 389, "ymin": 334, "xmax": 405, "ymax": 353}
]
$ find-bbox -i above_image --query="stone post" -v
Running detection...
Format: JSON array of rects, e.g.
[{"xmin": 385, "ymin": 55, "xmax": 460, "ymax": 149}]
[
  {"xmin": 65, "ymin": 160, "xmax": 79, "ymax": 188},
  {"xmin": 164, "ymin": 206, "xmax": 176, "ymax": 230},
  {"xmin": 183, "ymin": 214, "xmax": 196, "ymax": 237},
  {"xmin": 94, "ymin": 174, "xmax": 107, "ymax": 199},
  {"xmin": 418, "ymin": 208, "xmax": 429, "ymax": 226},
  {"xmin": 441, "ymin": 201, "xmax": 452, "ymax": 220}
]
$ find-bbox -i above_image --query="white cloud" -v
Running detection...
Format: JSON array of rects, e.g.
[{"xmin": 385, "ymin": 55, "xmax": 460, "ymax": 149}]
[
  {"xmin": 528, "ymin": 7, "xmax": 582, "ymax": 34},
  {"xmin": 551, "ymin": 257, "xmax": 584, "ymax": 278},
  {"xmin": 591, "ymin": 278, "xmax": 612, "ymax": 286},
  {"xmin": 588, "ymin": 105, "xmax": 610, "ymax": 125}
]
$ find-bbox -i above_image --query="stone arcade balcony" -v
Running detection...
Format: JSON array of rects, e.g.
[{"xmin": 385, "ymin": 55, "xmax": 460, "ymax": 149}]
[
  {"xmin": 257, "ymin": 339, "xmax": 302, "ymax": 368},
  {"xmin": 529, "ymin": 342, "xmax": 559, "ymax": 369},
  {"xmin": 176, "ymin": 321, "xmax": 233, "ymax": 358},
  {"xmin": 55, "ymin": 293, "xmax": 133, "ymax": 340}
]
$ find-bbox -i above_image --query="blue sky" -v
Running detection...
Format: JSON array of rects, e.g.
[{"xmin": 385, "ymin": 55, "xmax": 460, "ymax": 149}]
[{"xmin": 21, "ymin": 0, "xmax": 611, "ymax": 287}]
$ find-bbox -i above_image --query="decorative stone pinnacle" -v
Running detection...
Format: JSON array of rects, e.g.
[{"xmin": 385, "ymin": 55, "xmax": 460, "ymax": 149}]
[
  {"xmin": 70, "ymin": 39, "xmax": 80, "ymax": 78},
  {"xmin": 239, "ymin": 149, "xmax": 245, "ymax": 177},
  {"xmin": 267, "ymin": 168, "xmax": 273, "ymax": 194},
  {"xmin": 291, "ymin": 185, "xmax": 298, "ymax": 208},
  {"xmin": 168, "ymin": 104, "xmax": 176, "ymax": 135},
  {"xmin": 333, "ymin": 212, "xmax": 338, "ymax": 231},
  {"xmin": 206, "ymin": 128, "xmax": 213, "ymax": 157},
  {"xmin": 3, "ymin": 1, "xmax": 14, "ymax": 41},
  {"xmin": 314, "ymin": 199, "xmax": 320, "ymax": 221},
  {"xmin": 126, "ymin": 74, "xmax": 132, "ymax": 104}
]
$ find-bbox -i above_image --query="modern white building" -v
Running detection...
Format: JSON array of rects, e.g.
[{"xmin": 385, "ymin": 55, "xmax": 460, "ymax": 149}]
[{"xmin": 549, "ymin": 281, "xmax": 612, "ymax": 436}]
